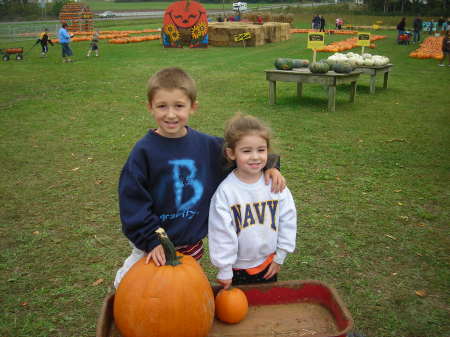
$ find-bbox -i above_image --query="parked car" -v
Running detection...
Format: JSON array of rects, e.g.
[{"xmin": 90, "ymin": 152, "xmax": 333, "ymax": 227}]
[
  {"xmin": 98, "ymin": 11, "xmax": 116, "ymax": 18},
  {"xmin": 232, "ymin": 2, "xmax": 247, "ymax": 12}
]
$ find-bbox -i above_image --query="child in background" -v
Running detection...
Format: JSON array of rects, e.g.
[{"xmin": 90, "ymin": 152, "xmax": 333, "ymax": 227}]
[
  {"xmin": 37, "ymin": 28, "xmax": 53, "ymax": 57},
  {"xmin": 208, "ymin": 113, "xmax": 297, "ymax": 289},
  {"xmin": 114, "ymin": 68, "xmax": 285, "ymax": 288},
  {"xmin": 439, "ymin": 30, "xmax": 450, "ymax": 66},
  {"xmin": 87, "ymin": 31, "xmax": 99, "ymax": 57}
]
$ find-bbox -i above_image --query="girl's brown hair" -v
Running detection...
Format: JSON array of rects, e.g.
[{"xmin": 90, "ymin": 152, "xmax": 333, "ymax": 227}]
[{"xmin": 223, "ymin": 113, "xmax": 272, "ymax": 164}]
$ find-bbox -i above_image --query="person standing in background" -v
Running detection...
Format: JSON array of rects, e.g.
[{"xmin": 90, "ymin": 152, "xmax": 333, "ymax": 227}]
[
  {"xmin": 413, "ymin": 16, "xmax": 423, "ymax": 44},
  {"xmin": 438, "ymin": 30, "xmax": 450, "ymax": 66},
  {"xmin": 319, "ymin": 15, "xmax": 326, "ymax": 32},
  {"xmin": 58, "ymin": 23, "xmax": 74, "ymax": 63},
  {"xmin": 396, "ymin": 17, "xmax": 406, "ymax": 43}
]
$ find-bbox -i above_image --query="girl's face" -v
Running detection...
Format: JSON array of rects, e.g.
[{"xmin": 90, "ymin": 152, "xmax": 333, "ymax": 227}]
[{"xmin": 226, "ymin": 133, "xmax": 268, "ymax": 183}]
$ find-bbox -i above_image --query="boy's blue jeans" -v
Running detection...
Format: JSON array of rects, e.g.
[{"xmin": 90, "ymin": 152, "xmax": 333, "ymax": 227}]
[{"xmin": 413, "ymin": 30, "xmax": 421, "ymax": 43}]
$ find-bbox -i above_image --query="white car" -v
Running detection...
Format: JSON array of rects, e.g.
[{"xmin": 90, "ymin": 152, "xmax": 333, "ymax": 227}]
[
  {"xmin": 232, "ymin": 2, "xmax": 247, "ymax": 11},
  {"xmin": 98, "ymin": 11, "xmax": 116, "ymax": 18}
]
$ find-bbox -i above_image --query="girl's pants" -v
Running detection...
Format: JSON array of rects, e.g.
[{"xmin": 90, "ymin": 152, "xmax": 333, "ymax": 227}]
[{"xmin": 232, "ymin": 264, "xmax": 278, "ymax": 285}]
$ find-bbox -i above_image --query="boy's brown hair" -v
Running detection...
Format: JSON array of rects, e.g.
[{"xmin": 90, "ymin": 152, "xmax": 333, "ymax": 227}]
[{"xmin": 147, "ymin": 67, "xmax": 197, "ymax": 105}]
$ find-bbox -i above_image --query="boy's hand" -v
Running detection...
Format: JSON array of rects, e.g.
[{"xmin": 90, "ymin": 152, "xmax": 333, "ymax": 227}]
[
  {"xmin": 264, "ymin": 168, "xmax": 286, "ymax": 193},
  {"xmin": 146, "ymin": 244, "xmax": 166, "ymax": 266},
  {"xmin": 263, "ymin": 261, "xmax": 280, "ymax": 279},
  {"xmin": 217, "ymin": 279, "xmax": 232, "ymax": 289}
]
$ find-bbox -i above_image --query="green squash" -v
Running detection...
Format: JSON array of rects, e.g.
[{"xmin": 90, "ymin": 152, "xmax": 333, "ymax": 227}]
[
  {"xmin": 332, "ymin": 62, "xmax": 353, "ymax": 74},
  {"xmin": 274, "ymin": 58, "xmax": 294, "ymax": 70},
  {"xmin": 308, "ymin": 61, "xmax": 330, "ymax": 74},
  {"xmin": 291, "ymin": 59, "xmax": 309, "ymax": 68}
]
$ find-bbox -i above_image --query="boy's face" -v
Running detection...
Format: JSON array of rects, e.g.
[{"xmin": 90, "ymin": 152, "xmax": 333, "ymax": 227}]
[{"xmin": 148, "ymin": 88, "xmax": 196, "ymax": 138}]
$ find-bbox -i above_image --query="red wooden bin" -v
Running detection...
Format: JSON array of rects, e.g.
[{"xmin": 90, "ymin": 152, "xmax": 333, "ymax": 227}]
[{"xmin": 97, "ymin": 280, "xmax": 353, "ymax": 337}]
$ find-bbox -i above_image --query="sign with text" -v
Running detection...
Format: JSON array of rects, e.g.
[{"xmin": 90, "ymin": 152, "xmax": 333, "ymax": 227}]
[
  {"xmin": 234, "ymin": 32, "xmax": 251, "ymax": 42},
  {"xmin": 307, "ymin": 32, "xmax": 325, "ymax": 49},
  {"xmin": 357, "ymin": 32, "xmax": 371, "ymax": 47}
]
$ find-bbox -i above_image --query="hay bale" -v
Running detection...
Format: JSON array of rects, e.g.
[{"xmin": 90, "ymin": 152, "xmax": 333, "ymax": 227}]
[
  {"xmin": 208, "ymin": 22, "xmax": 290, "ymax": 47},
  {"xmin": 209, "ymin": 22, "xmax": 264, "ymax": 47}
]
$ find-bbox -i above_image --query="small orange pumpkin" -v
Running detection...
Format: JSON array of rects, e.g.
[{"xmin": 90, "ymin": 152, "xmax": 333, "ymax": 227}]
[{"xmin": 215, "ymin": 287, "xmax": 248, "ymax": 324}]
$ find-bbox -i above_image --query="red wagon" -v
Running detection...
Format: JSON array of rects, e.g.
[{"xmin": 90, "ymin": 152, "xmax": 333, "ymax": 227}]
[
  {"xmin": 1, "ymin": 47, "xmax": 24, "ymax": 61},
  {"xmin": 97, "ymin": 280, "xmax": 354, "ymax": 337}
]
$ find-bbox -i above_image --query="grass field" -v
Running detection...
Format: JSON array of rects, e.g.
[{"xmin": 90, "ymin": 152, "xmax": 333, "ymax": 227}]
[
  {"xmin": 1, "ymin": 11, "xmax": 449, "ymax": 337},
  {"xmin": 85, "ymin": 0, "xmax": 272, "ymax": 11}
]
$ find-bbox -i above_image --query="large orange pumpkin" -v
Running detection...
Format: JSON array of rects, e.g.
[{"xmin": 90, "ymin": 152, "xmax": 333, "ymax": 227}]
[
  {"xmin": 114, "ymin": 228, "xmax": 215, "ymax": 337},
  {"xmin": 215, "ymin": 287, "xmax": 248, "ymax": 324},
  {"xmin": 164, "ymin": 0, "xmax": 206, "ymax": 29}
]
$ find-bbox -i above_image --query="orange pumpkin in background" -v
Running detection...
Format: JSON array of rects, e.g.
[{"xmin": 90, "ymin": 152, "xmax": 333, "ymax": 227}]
[
  {"xmin": 164, "ymin": 0, "xmax": 206, "ymax": 29},
  {"xmin": 162, "ymin": 0, "xmax": 208, "ymax": 47},
  {"xmin": 215, "ymin": 287, "xmax": 249, "ymax": 324}
]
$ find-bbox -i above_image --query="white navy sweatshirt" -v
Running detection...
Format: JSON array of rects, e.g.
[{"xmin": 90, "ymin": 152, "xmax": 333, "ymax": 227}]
[{"xmin": 208, "ymin": 171, "xmax": 297, "ymax": 280}]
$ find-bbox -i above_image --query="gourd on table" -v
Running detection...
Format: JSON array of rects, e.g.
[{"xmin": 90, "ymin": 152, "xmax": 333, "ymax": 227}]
[
  {"xmin": 308, "ymin": 61, "xmax": 330, "ymax": 73},
  {"xmin": 274, "ymin": 58, "xmax": 294, "ymax": 70}
]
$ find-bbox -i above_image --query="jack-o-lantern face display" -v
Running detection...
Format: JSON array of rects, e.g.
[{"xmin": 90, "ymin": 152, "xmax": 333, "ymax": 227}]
[
  {"xmin": 162, "ymin": 0, "xmax": 208, "ymax": 48},
  {"xmin": 164, "ymin": 0, "xmax": 206, "ymax": 28}
]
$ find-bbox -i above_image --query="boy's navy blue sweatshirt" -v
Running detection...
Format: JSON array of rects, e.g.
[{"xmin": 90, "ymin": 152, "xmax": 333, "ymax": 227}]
[{"xmin": 119, "ymin": 127, "xmax": 225, "ymax": 252}]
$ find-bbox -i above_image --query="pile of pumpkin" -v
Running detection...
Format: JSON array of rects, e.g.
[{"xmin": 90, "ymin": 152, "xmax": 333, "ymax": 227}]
[
  {"xmin": 52, "ymin": 29, "xmax": 161, "ymax": 44},
  {"xmin": 290, "ymin": 28, "xmax": 357, "ymax": 35},
  {"xmin": 109, "ymin": 35, "xmax": 160, "ymax": 44},
  {"xmin": 409, "ymin": 36, "xmax": 444, "ymax": 60},
  {"xmin": 314, "ymin": 35, "xmax": 386, "ymax": 53},
  {"xmin": 327, "ymin": 52, "xmax": 390, "ymax": 67}
]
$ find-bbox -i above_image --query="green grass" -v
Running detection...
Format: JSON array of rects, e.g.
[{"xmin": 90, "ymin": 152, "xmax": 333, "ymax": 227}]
[
  {"xmin": 85, "ymin": 1, "xmax": 280, "ymax": 11},
  {"xmin": 1, "ymin": 15, "xmax": 449, "ymax": 337}
]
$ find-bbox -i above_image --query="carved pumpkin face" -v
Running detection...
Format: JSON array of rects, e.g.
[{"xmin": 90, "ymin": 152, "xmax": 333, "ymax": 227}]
[{"xmin": 164, "ymin": 0, "xmax": 206, "ymax": 29}]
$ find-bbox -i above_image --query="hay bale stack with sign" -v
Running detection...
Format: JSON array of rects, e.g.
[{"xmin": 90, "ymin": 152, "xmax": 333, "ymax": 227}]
[
  {"xmin": 208, "ymin": 22, "xmax": 290, "ymax": 47},
  {"xmin": 208, "ymin": 22, "xmax": 264, "ymax": 46}
]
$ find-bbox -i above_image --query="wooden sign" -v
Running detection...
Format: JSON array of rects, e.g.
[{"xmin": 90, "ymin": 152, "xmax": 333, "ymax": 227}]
[
  {"xmin": 307, "ymin": 32, "xmax": 324, "ymax": 49},
  {"xmin": 357, "ymin": 32, "xmax": 371, "ymax": 47},
  {"xmin": 234, "ymin": 32, "xmax": 251, "ymax": 42}
]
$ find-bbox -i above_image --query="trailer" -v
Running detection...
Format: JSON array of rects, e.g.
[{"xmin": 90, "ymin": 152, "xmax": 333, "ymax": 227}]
[
  {"xmin": 97, "ymin": 280, "xmax": 356, "ymax": 337},
  {"xmin": 1, "ymin": 47, "xmax": 24, "ymax": 61}
]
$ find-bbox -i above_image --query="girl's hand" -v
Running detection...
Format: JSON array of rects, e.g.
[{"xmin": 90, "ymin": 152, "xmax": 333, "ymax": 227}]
[
  {"xmin": 146, "ymin": 244, "xmax": 166, "ymax": 266},
  {"xmin": 217, "ymin": 279, "xmax": 232, "ymax": 289},
  {"xmin": 264, "ymin": 168, "xmax": 286, "ymax": 193},
  {"xmin": 263, "ymin": 261, "xmax": 280, "ymax": 279}
]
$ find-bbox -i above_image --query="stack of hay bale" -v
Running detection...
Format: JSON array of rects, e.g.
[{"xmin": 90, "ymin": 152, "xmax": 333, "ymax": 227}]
[
  {"xmin": 243, "ymin": 13, "xmax": 294, "ymax": 25},
  {"xmin": 208, "ymin": 22, "xmax": 290, "ymax": 47}
]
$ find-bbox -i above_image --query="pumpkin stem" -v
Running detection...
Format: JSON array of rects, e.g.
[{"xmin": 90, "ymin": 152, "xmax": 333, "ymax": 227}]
[{"xmin": 156, "ymin": 228, "xmax": 181, "ymax": 266}]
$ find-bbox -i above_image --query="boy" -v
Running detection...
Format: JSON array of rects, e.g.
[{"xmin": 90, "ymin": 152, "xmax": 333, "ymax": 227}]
[
  {"xmin": 37, "ymin": 28, "xmax": 53, "ymax": 57},
  {"xmin": 114, "ymin": 67, "xmax": 285, "ymax": 288}
]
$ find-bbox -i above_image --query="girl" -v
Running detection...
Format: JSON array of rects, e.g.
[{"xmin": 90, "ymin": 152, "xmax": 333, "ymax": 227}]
[
  {"xmin": 87, "ymin": 31, "xmax": 99, "ymax": 57},
  {"xmin": 208, "ymin": 113, "xmax": 297, "ymax": 289}
]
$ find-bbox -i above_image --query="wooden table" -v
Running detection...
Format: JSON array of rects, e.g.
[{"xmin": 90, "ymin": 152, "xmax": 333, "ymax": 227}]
[
  {"xmin": 265, "ymin": 68, "xmax": 362, "ymax": 112},
  {"xmin": 353, "ymin": 64, "xmax": 393, "ymax": 94}
]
